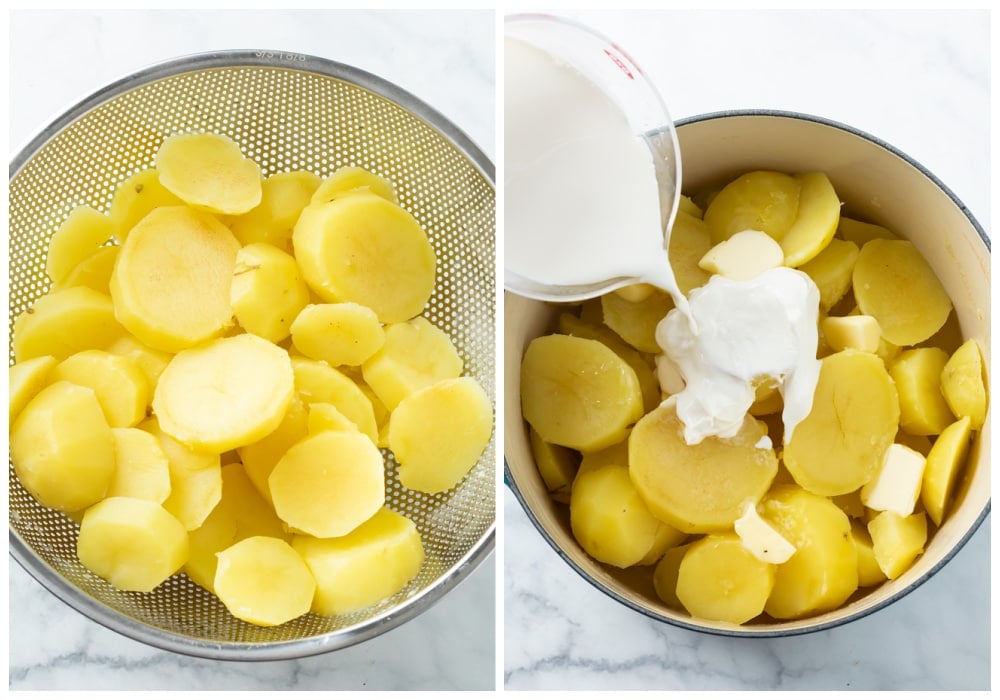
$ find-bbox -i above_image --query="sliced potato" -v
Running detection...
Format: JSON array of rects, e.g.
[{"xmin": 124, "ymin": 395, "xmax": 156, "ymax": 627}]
[
  {"xmin": 798, "ymin": 238, "xmax": 859, "ymax": 311},
  {"xmin": 237, "ymin": 393, "xmax": 310, "ymax": 505},
  {"xmin": 921, "ymin": 416, "xmax": 973, "ymax": 526},
  {"xmin": 230, "ymin": 170, "xmax": 322, "ymax": 249},
  {"xmin": 836, "ymin": 216, "xmax": 897, "ymax": 248},
  {"xmin": 45, "ymin": 205, "xmax": 115, "ymax": 285},
  {"xmin": 652, "ymin": 544, "xmax": 692, "ymax": 609},
  {"xmin": 889, "ymin": 347, "xmax": 955, "ymax": 436},
  {"xmin": 107, "ymin": 427, "xmax": 172, "ymax": 504},
  {"xmin": 230, "ymin": 242, "xmax": 310, "ymax": 343},
  {"xmin": 600, "ymin": 288, "xmax": 674, "ymax": 354},
  {"xmin": 9, "ymin": 355, "xmax": 57, "ymax": 428},
  {"xmin": 307, "ymin": 401, "xmax": 364, "ymax": 437},
  {"xmin": 155, "ymin": 132, "xmax": 262, "ymax": 215},
  {"xmin": 50, "ymin": 349, "xmax": 148, "ymax": 428},
  {"xmin": 310, "ymin": 165, "xmax": 398, "ymax": 205},
  {"xmin": 292, "ymin": 356, "xmax": 378, "ymax": 444},
  {"xmin": 529, "ymin": 427, "xmax": 580, "ymax": 498},
  {"xmin": 939, "ymin": 338, "xmax": 988, "ymax": 430},
  {"xmin": 850, "ymin": 520, "xmax": 887, "ymax": 588},
  {"xmin": 868, "ymin": 510, "xmax": 927, "ymax": 580},
  {"xmin": 107, "ymin": 168, "xmax": 183, "ymax": 241},
  {"xmin": 780, "ymin": 172, "xmax": 841, "ymax": 267},
  {"xmin": 668, "ymin": 210, "xmax": 713, "ymax": 294},
  {"xmin": 676, "ymin": 534, "xmax": 775, "ymax": 625},
  {"xmin": 13, "ymin": 286, "xmax": 124, "ymax": 362},
  {"xmin": 53, "ymin": 245, "xmax": 119, "ymax": 295},
  {"xmin": 214, "ymin": 536, "xmax": 315, "ymax": 626},
  {"xmin": 703, "ymin": 170, "xmax": 801, "ymax": 244},
  {"xmin": 291, "ymin": 302, "xmax": 385, "ymax": 367},
  {"xmin": 105, "ymin": 333, "xmax": 173, "ymax": 395}
]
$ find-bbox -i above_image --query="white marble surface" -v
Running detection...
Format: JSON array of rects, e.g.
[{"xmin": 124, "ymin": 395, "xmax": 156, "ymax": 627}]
[
  {"xmin": 8, "ymin": 9, "xmax": 496, "ymax": 691},
  {"xmin": 503, "ymin": 9, "xmax": 990, "ymax": 691}
]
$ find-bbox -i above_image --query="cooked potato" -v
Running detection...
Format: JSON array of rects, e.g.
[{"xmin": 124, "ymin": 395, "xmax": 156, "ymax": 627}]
[
  {"xmin": 628, "ymin": 400, "xmax": 777, "ymax": 533},
  {"xmin": 652, "ymin": 543, "xmax": 692, "ymax": 609},
  {"xmin": 214, "ymin": 536, "xmax": 315, "ymax": 626},
  {"xmin": 292, "ymin": 507, "xmax": 424, "ymax": 616},
  {"xmin": 107, "ymin": 168, "xmax": 183, "ymax": 241},
  {"xmin": 53, "ymin": 245, "xmax": 119, "ymax": 295},
  {"xmin": 939, "ymin": 339, "xmax": 988, "ymax": 430},
  {"xmin": 853, "ymin": 239, "xmax": 952, "ymax": 346},
  {"xmin": 50, "ymin": 349, "xmax": 148, "ymax": 428},
  {"xmin": 675, "ymin": 534, "xmax": 775, "ymax": 624},
  {"xmin": 293, "ymin": 192, "xmax": 436, "ymax": 323},
  {"xmin": 850, "ymin": 520, "xmax": 887, "ymax": 588},
  {"xmin": 230, "ymin": 242, "xmax": 311, "ymax": 343},
  {"xmin": 389, "ymin": 377, "xmax": 493, "ymax": 494},
  {"xmin": 291, "ymin": 302, "xmax": 385, "ymax": 367},
  {"xmin": 704, "ymin": 170, "xmax": 801, "ymax": 244},
  {"xmin": 310, "ymin": 165, "xmax": 399, "ymax": 205},
  {"xmin": 780, "ymin": 172, "xmax": 841, "ymax": 267},
  {"xmin": 521, "ymin": 334, "xmax": 642, "ymax": 452},
  {"xmin": 141, "ymin": 418, "xmax": 222, "ymax": 531},
  {"xmin": 106, "ymin": 427, "xmax": 171, "ymax": 504},
  {"xmin": 155, "ymin": 132, "xmax": 262, "ymax": 215},
  {"xmin": 798, "ymin": 238, "xmax": 859, "ymax": 311},
  {"xmin": 292, "ymin": 356, "xmax": 378, "ymax": 444},
  {"xmin": 668, "ymin": 210, "xmax": 713, "ymax": 294},
  {"xmin": 528, "ymin": 427, "xmax": 579, "ymax": 499},
  {"xmin": 784, "ymin": 350, "xmax": 899, "ymax": 496},
  {"xmin": 45, "ymin": 205, "xmax": 115, "ymax": 285},
  {"xmin": 307, "ymin": 401, "xmax": 364, "ymax": 438},
  {"xmin": 600, "ymin": 288, "xmax": 674, "ymax": 354},
  {"xmin": 77, "ymin": 497, "xmax": 189, "ymax": 592},
  {"xmin": 836, "ymin": 216, "xmax": 897, "ymax": 248},
  {"xmin": 237, "ymin": 393, "xmax": 310, "ymax": 505},
  {"xmin": 13, "ymin": 286, "xmax": 124, "ymax": 362},
  {"xmin": 105, "ymin": 333, "xmax": 172, "ymax": 395},
  {"xmin": 889, "ymin": 347, "xmax": 955, "ymax": 436},
  {"xmin": 868, "ymin": 511, "xmax": 927, "ymax": 580},
  {"xmin": 230, "ymin": 170, "xmax": 322, "ymax": 249},
  {"xmin": 921, "ymin": 415, "xmax": 973, "ymax": 526},
  {"xmin": 8, "ymin": 355, "xmax": 57, "ymax": 428}
]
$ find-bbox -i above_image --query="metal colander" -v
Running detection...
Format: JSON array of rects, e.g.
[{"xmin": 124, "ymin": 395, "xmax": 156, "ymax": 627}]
[{"xmin": 8, "ymin": 50, "xmax": 495, "ymax": 660}]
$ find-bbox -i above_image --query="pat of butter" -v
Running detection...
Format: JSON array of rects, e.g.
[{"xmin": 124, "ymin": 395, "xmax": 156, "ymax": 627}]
[
  {"xmin": 698, "ymin": 229, "xmax": 784, "ymax": 281},
  {"xmin": 860, "ymin": 443, "xmax": 926, "ymax": 516},
  {"xmin": 655, "ymin": 352, "xmax": 686, "ymax": 395},
  {"xmin": 822, "ymin": 314, "xmax": 882, "ymax": 353},
  {"xmin": 734, "ymin": 501, "xmax": 796, "ymax": 564}
]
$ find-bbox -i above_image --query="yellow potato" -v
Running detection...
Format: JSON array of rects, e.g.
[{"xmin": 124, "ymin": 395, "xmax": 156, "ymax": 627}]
[
  {"xmin": 50, "ymin": 349, "xmax": 148, "ymax": 428},
  {"xmin": 850, "ymin": 520, "xmax": 887, "ymax": 588},
  {"xmin": 45, "ymin": 205, "xmax": 115, "ymax": 286},
  {"xmin": 528, "ymin": 427, "xmax": 579, "ymax": 499},
  {"xmin": 155, "ymin": 132, "xmax": 262, "ymax": 215},
  {"xmin": 237, "ymin": 393, "xmax": 310, "ymax": 505},
  {"xmin": 105, "ymin": 333, "xmax": 172, "ymax": 394},
  {"xmin": 269, "ymin": 430, "xmax": 385, "ymax": 538},
  {"xmin": 184, "ymin": 494, "xmax": 238, "ymax": 594},
  {"xmin": 637, "ymin": 521, "xmax": 687, "ymax": 567},
  {"xmin": 13, "ymin": 286, "xmax": 124, "ymax": 362},
  {"xmin": 107, "ymin": 427, "xmax": 171, "ymax": 504},
  {"xmin": 703, "ymin": 170, "xmax": 801, "ymax": 244},
  {"xmin": 780, "ymin": 172, "xmax": 841, "ymax": 267},
  {"xmin": 868, "ymin": 510, "xmax": 927, "ymax": 580},
  {"xmin": 220, "ymin": 462, "xmax": 290, "ymax": 542},
  {"xmin": 760, "ymin": 485, "xmax": 858, "ymax": 619},
  {"xmin": 310, "ymin": 165, "xmax": 399, "ymax": 205},
  {"xmin": 652, "ymin": 543, "xmax": 692, "ymax": 609},
  {"xmin": 939, "ymin": 338, "xmax": 988, "ymax": 430},
  {"xmin": 292, "ymin": 507, "xmax": 424, "ymax": 616},
  {"xmin": 307, "ymin": 401, "xmax": 364, "ymax": 437},
  {"xmin": 292, "ymin": 356, "xmax": 378, "ymax": 444},
  {"xmin": 293, "ymin": 192, "xmax": 436, "ymax": 323},
  {"xmin": 110, "ymin": 205, "xmax": 240, "ymax": 353},
  {"xmin": 77, "ymin": 497, "xmax": 189, "ymax": 592},
  {"xmin": 577, "ymin": 436, "xmax": 629, "ymax": 476},
  {"xmin": 921, "ymin": 416, "xmax": 973, "ymax": 526},
  {"xmin": 361, "ymin": 316, "xmax": 464, "ymax": 411},
  {"xmin": 230, "ymin": 170, "xmax": 322, "ymax": 249},
  {"xmin": 10, "ymin": 380, "xmax": 115, "ymax": 512},
  {"xmin": 214, "ymin": 536, "xmax": 315, "ymax": 626},
  {"xmin": 141, "ymin": 418, "xmax": 222, "ymax": 531},
  {"xmin": 569, "ymin": 463, "xmax": 664, "ymax": 568},
  {"xmin": 613, "ymin": 283, "xmax": 656, "ymax": 303},
  {"xmin": 230, "ymin": 242, "xmax": 311, "ymax": 343},
  {"xmin": 889, "ymin": 347, "xmax": 955, "ymax": 436},
  {"xmin": 600, "ymin": 288, "xmax": 674, "ymax": 354},
  {"xmin": 853, "ymin": 239, "xmax": 952, "ymax": 346},
  {"xmin": 9, "ymin": 355, "xmax": 57, "ymax": 428},
  {"xmin": 677, "ymin": 194, "xmax": 703, "ymax": 219},
  {"xmin": 521, "ymin": 334, "xmax": 643, "ymax": 452},
  {"xmin": 107, "ymin": 168, "xmax": 183, "ymax": 241},
  {"xmin": 667, "ymin": 210, "xmax": 713, "ymax": 294},
  {"xmin": 53, "ymin": 245, "xmax": 119, "ymax": 295},
  {"xmin": 291, "ymin": 302, "xmax": 385, "ymax": 367},
  {"xmin": 628, "ymin": 401, "xmax": 777, "ymax": 533},
  {"xmin": 797, "ymin": 238, "xmax": 859, "ymax": 311},
  {"xmin": 675, "ymin": 534, "xmax": 775, "ymax": 624},
  {"xmin": 836, "ymin": 216, "xmax": 897, "ymax": 248},
  {"xmin": 784, "ymin": 350, "xmax": 899, "ymax": 496},
  {"xmin": 389, "ymin": 377, "xmax": 493, "ymax": 494},
  {"xmin": 153, "ymin": 334, "xmax": 295, "ymax": 453}
]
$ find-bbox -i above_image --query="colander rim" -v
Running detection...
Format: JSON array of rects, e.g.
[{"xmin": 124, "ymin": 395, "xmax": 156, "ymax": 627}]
[{"xmin": 9, "ymin": 48, "xmax": 496, "ymax": 661}]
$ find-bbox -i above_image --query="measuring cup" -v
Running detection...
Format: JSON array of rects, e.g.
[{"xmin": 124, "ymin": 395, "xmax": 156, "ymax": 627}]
[{"xmin": 504, "ymin": 14, "xmax": 682, "ymax": 303}]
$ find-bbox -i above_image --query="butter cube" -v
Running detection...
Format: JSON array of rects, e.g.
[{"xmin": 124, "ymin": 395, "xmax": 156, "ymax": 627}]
[
  {"xmin": 734, "ymin": 501, "xmax": 796, "ymax": 564},
  {"xmin": 698, "ymin": 229, "xmax": 784, "ymax": 281},
  {"xmin": 821, "ymin": 314, "xmax": 882, "ymax": 353},
  {"xmin": 861, "ymin": 443, "xmax": 926, "ymax": 516}
]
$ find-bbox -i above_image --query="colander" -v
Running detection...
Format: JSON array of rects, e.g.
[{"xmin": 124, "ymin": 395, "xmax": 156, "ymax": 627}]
[{"xmin": 8, "ymin": 50, "xmax": 496, "ymax": 661}]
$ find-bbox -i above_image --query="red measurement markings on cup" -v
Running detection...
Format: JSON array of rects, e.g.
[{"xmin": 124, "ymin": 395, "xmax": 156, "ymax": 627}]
[{"xmin": 603, "ymin": 48, "xmax": 634, "ymax": 79}]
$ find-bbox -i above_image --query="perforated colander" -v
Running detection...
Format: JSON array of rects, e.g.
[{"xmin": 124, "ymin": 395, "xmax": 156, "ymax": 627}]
[{"xmin": 9, "ymin": 50, "xmax": 495, "ymax": 660}]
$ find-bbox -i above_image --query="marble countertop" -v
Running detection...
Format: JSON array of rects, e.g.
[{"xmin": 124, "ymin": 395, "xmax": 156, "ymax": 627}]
[
  {"xmin": 8, "ymin": 9, "xmax": 495, "ymax": 691},
  {"xmin": 503, "ymin": 8, "xmax": 990, "ymax": 692}
]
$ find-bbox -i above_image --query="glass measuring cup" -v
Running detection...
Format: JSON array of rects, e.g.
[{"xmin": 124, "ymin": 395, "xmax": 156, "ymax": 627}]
[{"xmin": 504, "ymin": 14, "xmax": 683, "ymax": 303}]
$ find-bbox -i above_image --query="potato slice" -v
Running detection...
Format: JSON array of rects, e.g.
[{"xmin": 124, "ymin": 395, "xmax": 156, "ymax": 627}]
[
  {"xmin": 389, "ymin": 377, "xmax": 493, "ymax": 494},
  {"xmin": 637, "ymin": 521, "xmax": 687, "ymax": 567},
  {"xmin": 77, "ymin": 497, "xmax": 189, "ymax": 592},
  {"xmin": 105, "ymin": 333, "xmax": 172, "ymax": 394},
  {"xmin": 13, "ymin": 286, "xmax": 124, "ymax": 362},
  {"xmin": 613, "ymin": 283, "xmax": 656, "ymax": 303},
  {"xmin": 214, "ymin": 536, "xmax": 315, "ymax": 626},
  {"xmin": 760, "ymin": 485, "xmax": 858, "ymax": 619},
  {"xmin": 269, "ymin": 430, "xmax": 385, "ymax": 538},
  {"xmin": 10, "ymin": 381, "xmax": 115, "ymax": 512},
  {"xmin": 780, "ymin": 172, "xmax": 840, "ymax": 267},
  {"xmin": 836, "ymin": 216, "xmax": 897, "ymax": 248},
  {"xmin": 628, "ymin": 401, "xmax": 777, "ymax": 533},
  {"xmin": 108, "ymin": 168, "xmax": 183, "ymax": 241},
  {"xmin": 110, "ymin": 205, "xmax": 240, "ymax": 353},
  {"xmin": 292, "ymin": 507, "xmax": 424, "ymax": 616},
  {"xmin": 675, "ymin": 533, "xmax": 775, "ymax": 624},
  {"xmin": 45, "ymin": 205, "xmax": 115, "ymax": 285},
  {"xmin": 784, "ymin": 350, "xmax": 899, "ymax": 496},
  {"xmin": 798, "ymin": 238, "xmax": 859, "ymax": 311},
  {"xmin": 107, "ymin": 427, "xmax": 171, "ymax": 504},
  {"xmin": 230, "ymin": 242, "xmax": 310, "ymax": 343},
  {"xmin": 310, "ymin": 165, "xmax": 399, "ymax": 205},
  {"xmin": 668, "ymin": 210, "xmax": 713, "ymax": 294},
  {"xmin": 230, "ymin": 170, "xmax": 322, "ymax": 249},
  {"xmin": 600, "ymin": 288, "xmax": 674, "ymax": 354},
  {"xmin": 307, "ymin": 401, "xmax": 363, "ymax": 437},
  {"xmin": 292, "ymin": 357, "xmax": 378, "ymax": 444},
  {"xmin": 652, "ymin": 544, "xmax": 692, "ymax": 609},
  {"xmin": 141, "ymin": 418, "xmax": 221, "ymax": 531},
  {"xmin": 292, "ymin": 192, "xmax": 436, "ymax": 323},
  {"xmin": 9, "ymin": 355, "xmax": 57, "ymax": 428},
  {"xmin": 153, "ymin": 334, "xmax": 295, "ymax": 453},
  {"xmin": 184, "ymin": 495, "xmax": 238, "ymax": 594},
  {"xmin": 677, "ymin": 194, "xmax": 703, "ymax": 219},
  {"xmin": 850, "ymin": 520, "xmax": 887, "ymax": 587},
  {"xmin": 53, "ymin": 245, "xmax": 119, "ymax": 295},
  {"xmin": 939, "ymin": 339, "xmax": 988, "ymax": 430},
  {"xmin": 221, "ymin": 462, "xmax": 289, "ymax": 542},
  {"xmin": 237, "ymin": 393, "xmax": 310, "ymax": 505},
  {"xmin": 703, "ymin": 170, "xmax": 801, "ymax": 244},
  {"xmin": 50, "ymin": 349, "xmax": 148, "ymax": 428},
  {"xmin": 921, "ymin": 416, "xmax": 973, "ymax": 526},
  {"xmin": 889, "ymin": 347, "xmax": 955, "ymax": 436},
  {"xmin": 361, "ymin": 316, "xmax": 464, "ymax": 411},
  {"xmin": 853, "ymin": 239, "xmax": 952, "ymax": 346},
  {"xmin": 521, "ymin": 334, "xmax": 642, "ymax": 452},
  {"xmin": 291, "ymin": 302, "xmax": 385, "ymax": 367},
  {"xmin": 868, "ymin": 510, "xmax": 927, "ymax": 580},
  {"xmin": 570, "ymin": 463, "xmax": 668, "ymax": 568},
  {"xmin": 155, "ymin": 132, "xmax": 262, "ymax": 215},
  {"xmin": 529, "ymin": 427, "xmax": 580, "ymax": 499}
]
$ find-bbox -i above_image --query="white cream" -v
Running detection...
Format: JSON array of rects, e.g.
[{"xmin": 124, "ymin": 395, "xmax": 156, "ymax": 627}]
[{"xmin": 656, "ymin": 267, "xmax": 821, "ymax": 445}]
